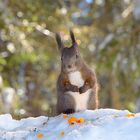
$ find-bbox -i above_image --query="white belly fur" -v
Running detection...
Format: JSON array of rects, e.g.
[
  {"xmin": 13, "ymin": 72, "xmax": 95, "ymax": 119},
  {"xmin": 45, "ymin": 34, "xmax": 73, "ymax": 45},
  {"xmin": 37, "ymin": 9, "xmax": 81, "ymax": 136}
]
[
  {"xmin": 67, "ymin": 71, "xmax": 91, "ymax": 111},
  {"xmin": 66, "ymin": 89, "xmax": 92, "ymax": 111},
  {"xmin": 68, "ymin": 71, "xmax": 84, "ymax": 88}
]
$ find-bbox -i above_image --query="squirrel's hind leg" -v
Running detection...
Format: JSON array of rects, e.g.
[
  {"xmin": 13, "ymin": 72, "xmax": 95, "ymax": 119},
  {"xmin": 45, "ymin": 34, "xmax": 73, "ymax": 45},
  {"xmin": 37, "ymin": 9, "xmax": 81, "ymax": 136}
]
[{"xmin": 63, "ymin": 108, "xmax": 75, "ymax": 114}]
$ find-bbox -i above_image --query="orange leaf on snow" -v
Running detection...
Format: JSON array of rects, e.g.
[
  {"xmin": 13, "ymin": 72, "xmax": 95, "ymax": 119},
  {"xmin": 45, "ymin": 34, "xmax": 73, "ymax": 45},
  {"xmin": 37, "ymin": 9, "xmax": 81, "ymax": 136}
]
[
  {"xmin": 63, "ymin": 114, "xmax": 68, "ymax": 118},
  {"xmin": 76, "ymin": 118, "xmax": 85, "ymax": 124},
  {"xmin": 60, "ymin": 131, "xmax": 65, "ymax": 136},
  {"xmin": 126, "ymin": 113, "xmax": 135, "ymax": 117},
  {"xmin": 68, "ymin": 116, "xmax": 77, "ymax": 125},
  {"xmin": 37, "ymin": 133, "xmax": 43, "ymax": 139}
]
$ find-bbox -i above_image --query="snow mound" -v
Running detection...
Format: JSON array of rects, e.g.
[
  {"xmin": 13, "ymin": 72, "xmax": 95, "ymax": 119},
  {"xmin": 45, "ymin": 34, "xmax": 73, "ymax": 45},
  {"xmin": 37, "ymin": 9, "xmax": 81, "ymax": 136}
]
[{"xmin": 0, "ymin": 109, "xmax": 140, "ymax": 140}]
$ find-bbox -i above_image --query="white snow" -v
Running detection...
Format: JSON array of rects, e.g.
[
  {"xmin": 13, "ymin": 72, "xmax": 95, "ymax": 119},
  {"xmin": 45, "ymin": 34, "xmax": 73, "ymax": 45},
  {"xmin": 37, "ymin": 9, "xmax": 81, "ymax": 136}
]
[{"xmin": 0, "ymin": 109, "xmax": 140, "ymax": 140}]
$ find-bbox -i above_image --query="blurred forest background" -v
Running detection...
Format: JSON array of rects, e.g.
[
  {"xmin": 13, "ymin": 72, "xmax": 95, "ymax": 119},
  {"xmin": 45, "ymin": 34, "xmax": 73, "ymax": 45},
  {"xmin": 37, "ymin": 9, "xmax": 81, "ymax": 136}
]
[{"xmin": 0, "ymin": 0, "xmax": 140, "ymax": 119}]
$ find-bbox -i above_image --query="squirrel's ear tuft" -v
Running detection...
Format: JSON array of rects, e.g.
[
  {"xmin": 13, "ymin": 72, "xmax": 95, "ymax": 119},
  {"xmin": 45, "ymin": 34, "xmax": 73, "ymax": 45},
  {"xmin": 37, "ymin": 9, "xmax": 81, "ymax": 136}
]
[
  {"xmin": 55, "ymin": 32, "xmax": 64, "ymax": 52},
  {"xmin": 70, "ymin": 29, "xmax": 77, "ymax": 48}
]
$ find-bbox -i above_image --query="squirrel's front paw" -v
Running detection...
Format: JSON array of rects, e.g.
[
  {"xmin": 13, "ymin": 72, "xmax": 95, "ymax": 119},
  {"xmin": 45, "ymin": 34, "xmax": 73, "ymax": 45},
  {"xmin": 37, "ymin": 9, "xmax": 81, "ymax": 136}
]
[
  {"xmin": 72, "ymin": 86, "xmax": 79, "ymax": 92},
  {"xmin": 79, "ymin": 87, "xmax": 85, "ymax": 94},
  {"xmin": 79, "ymin": 81, "xmax": 90, "ymax": 94}
]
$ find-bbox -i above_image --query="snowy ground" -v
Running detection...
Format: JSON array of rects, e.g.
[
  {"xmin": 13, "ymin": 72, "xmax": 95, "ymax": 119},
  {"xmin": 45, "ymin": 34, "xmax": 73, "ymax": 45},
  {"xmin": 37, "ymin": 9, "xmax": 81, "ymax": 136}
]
[{"xmin": 0, "ymin": 109, "xmax": 140, "ymax": 140}]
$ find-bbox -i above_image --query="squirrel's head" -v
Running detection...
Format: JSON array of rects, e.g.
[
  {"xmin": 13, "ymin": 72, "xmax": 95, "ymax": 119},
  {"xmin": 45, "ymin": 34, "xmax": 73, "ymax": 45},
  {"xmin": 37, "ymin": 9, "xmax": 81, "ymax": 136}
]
[{"xmin": 56, "ymin": 30, "xmax": 83, "ymax": 73}]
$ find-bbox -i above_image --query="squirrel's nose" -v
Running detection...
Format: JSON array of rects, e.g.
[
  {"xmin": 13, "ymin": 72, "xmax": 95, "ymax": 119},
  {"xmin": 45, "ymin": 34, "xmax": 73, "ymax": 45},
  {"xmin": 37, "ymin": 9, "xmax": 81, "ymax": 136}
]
[{"xmin": 68, "ymin": 65, "xmax": 72, "ymax": 69}]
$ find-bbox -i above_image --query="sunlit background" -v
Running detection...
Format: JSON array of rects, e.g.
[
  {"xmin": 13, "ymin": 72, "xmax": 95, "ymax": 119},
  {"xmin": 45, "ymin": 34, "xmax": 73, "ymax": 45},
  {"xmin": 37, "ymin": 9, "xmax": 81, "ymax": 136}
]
[{"xmin": 0, "ymin": 0, "xmax": 140, "ymax": 119}]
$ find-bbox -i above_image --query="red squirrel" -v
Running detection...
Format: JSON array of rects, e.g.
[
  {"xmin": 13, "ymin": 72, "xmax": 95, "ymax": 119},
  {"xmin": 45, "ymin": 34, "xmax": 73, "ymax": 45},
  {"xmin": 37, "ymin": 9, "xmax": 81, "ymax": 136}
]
[{"xmin": 56, "ymin": 30, "xmax": 98, "ymax": 114}]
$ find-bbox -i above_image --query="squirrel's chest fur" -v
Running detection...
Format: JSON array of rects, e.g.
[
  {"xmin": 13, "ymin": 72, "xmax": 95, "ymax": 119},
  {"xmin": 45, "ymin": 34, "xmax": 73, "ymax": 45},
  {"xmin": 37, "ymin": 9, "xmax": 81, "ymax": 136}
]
[
  {"xmin": 68, "ymin": 71, "xmax": 84, "ymax": 88},
  {"xmin": 67, "ymin": 71, "xmax": 91, "ymax": 111}
]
